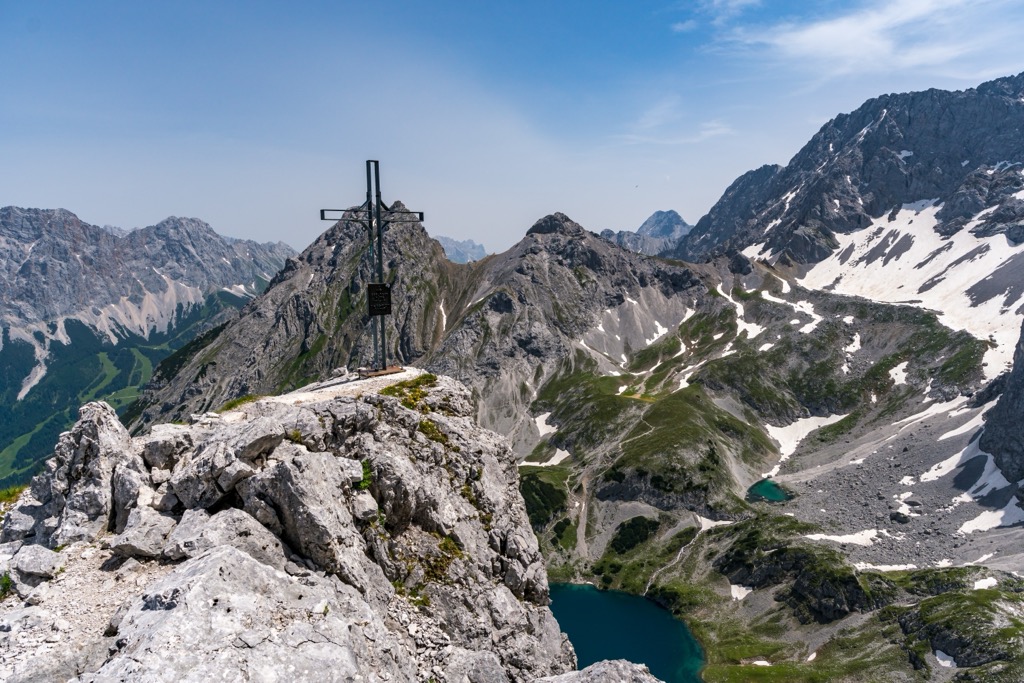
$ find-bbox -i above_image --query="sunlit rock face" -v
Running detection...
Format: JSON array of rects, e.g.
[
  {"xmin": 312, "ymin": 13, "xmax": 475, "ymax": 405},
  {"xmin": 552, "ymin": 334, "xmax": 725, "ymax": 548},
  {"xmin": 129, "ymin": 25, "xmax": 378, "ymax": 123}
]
[{"xmin": 0, "ymin": 375, "xmax": 579, "ymax": 682}]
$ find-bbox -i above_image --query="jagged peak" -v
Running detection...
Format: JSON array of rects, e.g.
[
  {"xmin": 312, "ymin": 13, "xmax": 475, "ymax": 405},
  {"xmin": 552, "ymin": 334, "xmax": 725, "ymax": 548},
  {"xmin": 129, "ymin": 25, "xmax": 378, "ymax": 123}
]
[{"xmin": 526, "ymin": 212, "xmax": 586, "ymax": 237}]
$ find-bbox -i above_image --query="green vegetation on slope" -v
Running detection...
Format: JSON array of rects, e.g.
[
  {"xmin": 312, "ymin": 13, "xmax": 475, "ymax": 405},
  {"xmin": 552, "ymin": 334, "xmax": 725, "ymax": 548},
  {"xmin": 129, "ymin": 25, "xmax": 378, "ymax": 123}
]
[{"xmin": 0, "ymin": 292, "xmax": 243, "ymax": 486}]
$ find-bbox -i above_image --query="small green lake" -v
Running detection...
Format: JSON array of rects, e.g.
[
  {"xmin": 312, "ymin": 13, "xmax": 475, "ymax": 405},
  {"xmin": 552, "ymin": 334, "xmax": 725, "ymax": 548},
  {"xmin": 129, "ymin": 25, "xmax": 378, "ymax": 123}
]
[
  {"xmin": 746, "ymin": 478, "xmax": 793, "ymax": 502},
  {"xmin": 549, "ymin": 583, "xmax": 703, "ymax": 683}
]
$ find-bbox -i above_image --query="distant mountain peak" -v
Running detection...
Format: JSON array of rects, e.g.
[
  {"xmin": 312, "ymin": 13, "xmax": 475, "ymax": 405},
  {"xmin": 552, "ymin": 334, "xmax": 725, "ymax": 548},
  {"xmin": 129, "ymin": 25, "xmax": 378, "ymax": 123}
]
[
  {"xmin": 526, "ymin": 212, "xmax": 587, "ymax": 237},
  {"xmin": 434, "ymin": 235, "xmax": 487, "ymax": 263},
  {"xmin": 601, "ymin": 209, "xmax": 691, "ymax": 256}
]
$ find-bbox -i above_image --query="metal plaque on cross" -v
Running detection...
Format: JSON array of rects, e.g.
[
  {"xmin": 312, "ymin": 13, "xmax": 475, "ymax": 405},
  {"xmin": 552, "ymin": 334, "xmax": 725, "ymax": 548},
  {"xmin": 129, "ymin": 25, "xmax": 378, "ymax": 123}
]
[{"xmin": 367, "ymin": 283, "xmax": 392, "ymax": 316}]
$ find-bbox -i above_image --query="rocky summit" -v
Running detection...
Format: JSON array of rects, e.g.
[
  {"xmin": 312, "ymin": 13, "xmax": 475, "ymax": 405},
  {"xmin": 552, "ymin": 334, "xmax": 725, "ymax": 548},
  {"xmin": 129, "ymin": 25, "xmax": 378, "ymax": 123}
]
[{"xmin": 0, "ymin": 370, "xmax": 658, "ymax": 682}]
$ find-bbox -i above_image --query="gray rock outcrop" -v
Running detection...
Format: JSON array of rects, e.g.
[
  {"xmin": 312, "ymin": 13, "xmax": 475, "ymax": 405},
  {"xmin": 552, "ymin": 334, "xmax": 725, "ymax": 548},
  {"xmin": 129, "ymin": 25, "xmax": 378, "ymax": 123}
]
[
  {"xmin": 981, "ymin": 320, "xmax": 1024, "ymax": 482},
  {"xmin": 0, "ymin": 374, "xmax": 580, "ymax": 682}
]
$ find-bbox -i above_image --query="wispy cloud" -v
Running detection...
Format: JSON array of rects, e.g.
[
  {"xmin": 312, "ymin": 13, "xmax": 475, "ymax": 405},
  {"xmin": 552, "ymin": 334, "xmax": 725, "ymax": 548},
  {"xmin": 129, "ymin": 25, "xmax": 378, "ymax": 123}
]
[
  {"xmin": 617, "ymin": 119, "xmax": 734, "ymax": 145},
  {"xmin": 671, "ymin": 19, "xmax": 698, "ymax": 33},
  {"xmin": 724, "ymin": 0, "xmax": 1022, "ymax": 77},
  {"xmin": 704, "ymin": 0, "xmax": 761, "ymax": 26}
]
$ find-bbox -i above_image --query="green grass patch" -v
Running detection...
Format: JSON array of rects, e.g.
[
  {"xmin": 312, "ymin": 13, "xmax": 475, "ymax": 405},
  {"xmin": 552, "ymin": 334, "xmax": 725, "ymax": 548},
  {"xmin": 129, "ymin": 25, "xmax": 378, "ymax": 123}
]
[
  {"xmin": 0, "ymin": 483, "xmax": 28, "ymax": 505},
  {"xmin": 218, "ymin": 394, "xmax": 262, "ymax": 412},
  {"xmin": 381, "ymin": 373, "xmax": 438, "ymax": 411}
]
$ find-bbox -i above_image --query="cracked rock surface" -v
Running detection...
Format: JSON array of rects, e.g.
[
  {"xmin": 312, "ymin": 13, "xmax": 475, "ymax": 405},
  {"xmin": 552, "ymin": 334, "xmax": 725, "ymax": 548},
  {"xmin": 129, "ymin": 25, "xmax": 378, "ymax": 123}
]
[{"xmin": 0, "ymin": 374, "xmax": 620, "ymax": 682}]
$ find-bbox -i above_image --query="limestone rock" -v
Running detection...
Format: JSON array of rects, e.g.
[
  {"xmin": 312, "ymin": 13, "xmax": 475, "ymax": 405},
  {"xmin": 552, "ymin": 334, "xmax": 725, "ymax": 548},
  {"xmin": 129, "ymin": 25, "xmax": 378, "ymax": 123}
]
[
  {"xmin": 80, "ymin": 546, "xmax": 417, "ymax": 683},
  {"xmin": 0, "ymin": 402, "xmax": 132, "ymax": 547},
  {"xmin": 980, "ymin": 319, "xmax": 1024, "ymax": 482},
  {"xmin": 1, "ymin": 376, "xmax": 578, "ymax": 681},
  {"xmin": 11, "ymin": 544, "xmax": 64, "ymax": 580},
  {"xmin": 109, "ymin": 507, "xmax": 177, "ymax": 559},
  {"xmin": 534, "ymin": 660, "xmax": 663, "ymax": 682},
  {"xmin": 163, "ymin": 508, "xmax": 287, "ymax": 571}
]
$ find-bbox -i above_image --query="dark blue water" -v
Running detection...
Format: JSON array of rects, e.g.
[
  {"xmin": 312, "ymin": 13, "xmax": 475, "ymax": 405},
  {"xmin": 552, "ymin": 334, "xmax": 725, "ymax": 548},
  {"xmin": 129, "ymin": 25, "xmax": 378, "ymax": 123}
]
[
  {"xmin": 746, "ymin": 478, "xmax": 793, "ymax": 502},
  {"xmin": 549, "ymin": 583, "xmax": 703, "ymax": 683}
]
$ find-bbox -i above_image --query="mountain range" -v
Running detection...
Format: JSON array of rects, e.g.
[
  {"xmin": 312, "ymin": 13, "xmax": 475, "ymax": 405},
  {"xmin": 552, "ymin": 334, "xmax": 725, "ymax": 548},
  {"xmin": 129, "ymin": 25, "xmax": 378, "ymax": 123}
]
[
  {"xmin": 4, "ymin": 71, "xmax": 1024, "ymax": 681},
  {"xmin": 0, "ymin": 207, "xmax": 293, "ymax": 487},
  {"xmin": 434, "ymin": 235, "xmax": 488, "ymax": 263}
]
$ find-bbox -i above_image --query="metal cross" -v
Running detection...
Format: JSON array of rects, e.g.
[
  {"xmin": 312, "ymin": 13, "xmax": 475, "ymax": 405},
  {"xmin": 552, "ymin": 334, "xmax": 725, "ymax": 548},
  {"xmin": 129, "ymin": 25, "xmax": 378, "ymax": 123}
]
[{"xmin": 321, "ymin": 160, "xmax": 424, "ymax": 372}]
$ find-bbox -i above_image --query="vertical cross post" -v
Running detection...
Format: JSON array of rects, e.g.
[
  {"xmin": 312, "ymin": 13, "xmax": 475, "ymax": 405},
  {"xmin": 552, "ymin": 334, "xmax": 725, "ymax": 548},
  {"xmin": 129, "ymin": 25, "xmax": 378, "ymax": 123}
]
[{"xmin": 320, "ymin": 161, "xmax": 424, "ymax": 373}]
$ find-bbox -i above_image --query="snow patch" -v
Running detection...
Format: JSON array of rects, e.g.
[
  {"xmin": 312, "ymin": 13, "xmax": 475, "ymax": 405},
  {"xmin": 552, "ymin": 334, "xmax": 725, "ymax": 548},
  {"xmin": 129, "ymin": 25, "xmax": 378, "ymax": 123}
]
[
  {"xmin": 763, "ymin": 413, "xmax": 848, "ymax": 477},
  {"xmin": 845, "ymin": 333, "xmax": 861, "ymax": 355},
  {"xmin": 974, "ymin": 577, "xmax": 998, "ymax": 590},
  {"xmin": 854, "ymin": 562, "xmax": 918, "ymax": 571},
  {"xmin": 889, "ymin": 361, "xmax": 909, "ymax": 385},
  {"xmin": 935, "ymin": 650, "xmax": 956, "ymax": 668},
  {"xmin": 535, "ymin": 413, "xmax": 557, "ymax": 437},
  {"xmin": 799, "ymin": 200, "xmax": 1024, "ymax": 380},
  {"xmin": 805, "ymin": 529, "xmax": 878, "ymax": 546},
  {"xmin": 698, "ymin": 516, "xmax": 733, "ymax": 531},
  {"xmin": 730, "ymin": 585, "xmax": 753, "ymax": 601},
  {"xmin": 959, "ymin": 497, "xmax": 1024, "ymax": 535},
  {"xmin": 645, "ymin": 321, "xmax": 669, "ymax": 346}
]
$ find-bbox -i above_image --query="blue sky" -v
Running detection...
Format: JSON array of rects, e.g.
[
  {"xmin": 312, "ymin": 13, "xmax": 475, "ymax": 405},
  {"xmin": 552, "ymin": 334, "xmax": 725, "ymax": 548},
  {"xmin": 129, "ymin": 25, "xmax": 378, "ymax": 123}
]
[{"xmin": 3, "ymin": 1, "xmax": 1024, "ymax": 252}]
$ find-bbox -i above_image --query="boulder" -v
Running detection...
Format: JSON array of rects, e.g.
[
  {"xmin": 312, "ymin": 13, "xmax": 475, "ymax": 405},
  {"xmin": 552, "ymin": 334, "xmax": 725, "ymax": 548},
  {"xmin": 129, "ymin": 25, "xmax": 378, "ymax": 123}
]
[
  {"xmin": 12, "ymin": 544, "xmax": 64, "ymax": 581},
  {"xmin": 1, "ymin": 402, "xmax": 131, "ymax": 547},
  {"xmin": 163, "ymin": 508, "xmax": 287, "ymax": 571},
  {"xmin": 110, "ymin": 507, "xmax": 178, "ymax": 559}
]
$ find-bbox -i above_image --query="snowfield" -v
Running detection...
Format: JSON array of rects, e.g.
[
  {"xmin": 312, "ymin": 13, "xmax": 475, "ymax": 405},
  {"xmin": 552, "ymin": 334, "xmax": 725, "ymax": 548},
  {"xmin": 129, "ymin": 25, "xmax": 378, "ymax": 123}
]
[{"xmin": 798, "ymin": 200, "xmax": 1024, "ymax": 379}]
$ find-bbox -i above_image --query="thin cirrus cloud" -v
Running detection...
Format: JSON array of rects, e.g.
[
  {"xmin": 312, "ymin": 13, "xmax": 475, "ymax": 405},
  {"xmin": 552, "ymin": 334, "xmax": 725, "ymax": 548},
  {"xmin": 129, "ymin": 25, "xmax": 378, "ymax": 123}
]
[
  {"xmin": 723, "ymin": 0, "xmax": 1024, "ymax": 77},
  {"xmin": 616, "ymin": 119, "xmax": 734, "ymax": 146}
]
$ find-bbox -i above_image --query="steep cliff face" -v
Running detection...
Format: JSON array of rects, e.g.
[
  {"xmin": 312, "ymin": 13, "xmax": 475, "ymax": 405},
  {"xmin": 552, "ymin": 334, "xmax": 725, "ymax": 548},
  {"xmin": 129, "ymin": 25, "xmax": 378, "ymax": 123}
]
[
  {"xmin": 669, "ymin": 72, "xmax": 1024, "ymax": 264},
  {"xmin": 0, "ymin": 207, "xmax": 291, "ymax": 344},
  {"xmin": 426, "ymin": 212, "xmax": 707, "ymax": 454},
  {"xmin": 981, "ymin": 320, "xmax": 1024, "ymax": 483},
  {"xmin": 0, "ymin": 373, "xmax": 587, "ymax": 682}
]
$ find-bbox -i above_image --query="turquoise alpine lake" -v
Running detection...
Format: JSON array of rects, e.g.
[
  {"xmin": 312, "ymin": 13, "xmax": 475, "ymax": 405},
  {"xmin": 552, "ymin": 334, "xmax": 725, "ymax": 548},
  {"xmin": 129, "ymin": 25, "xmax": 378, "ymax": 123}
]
[
  {"xmin": 746, "ymin": 478, "xmax": 793, "ymax": 502},
  {"xmin": 548, "ymin": 583, "xmax": 703, "ymax": 683}
]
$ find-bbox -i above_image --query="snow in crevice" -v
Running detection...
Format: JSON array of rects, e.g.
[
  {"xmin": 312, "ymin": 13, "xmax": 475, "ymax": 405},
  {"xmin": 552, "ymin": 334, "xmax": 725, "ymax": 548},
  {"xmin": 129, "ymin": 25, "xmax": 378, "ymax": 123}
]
[
  {"xmin": 730, "ymin": 585, "xmax": 752, "ymax": 601},
  {"xmin": 535, "ymin": 413, "xmax": 557, "ymax": 438},
  {"xmin": 645, "ymin": 321, "xmax": 668, "ymax": 346},
  {"xmin": 716, "ymin": 284, "xmax": 765, "ymax": 340},
  {"xmin": 889, "ymin": 361, "xmax": 909, "ymax": 385},
  {"xmin": 439, "ymin": 301, "xmax": 447, "ymax": 332},
  {"xmin": 973, "ymin": 577, "xmax": 998, "ymax": 590},
  {"xmin": 805, "ymin": 529, "xmax": 879, "ymax": 546},
  {"xmin": 760, "ymin": 291, "xmax": 822, "ymax": 334},
  {"xmin": 935, "ymin": 650, "xmax": 956, "ymax": 668},
  {"xmin": 845, "ymin": 333, "xmax": 861, "ymax": 354}
]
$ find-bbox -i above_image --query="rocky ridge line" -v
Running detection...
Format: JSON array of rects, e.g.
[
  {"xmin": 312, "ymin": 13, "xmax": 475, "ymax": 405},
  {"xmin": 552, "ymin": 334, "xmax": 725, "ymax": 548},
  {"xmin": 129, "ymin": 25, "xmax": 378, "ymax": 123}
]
[{"xmin": 0, "ymin": 372, "xmax": 660, "ymax": 682}]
